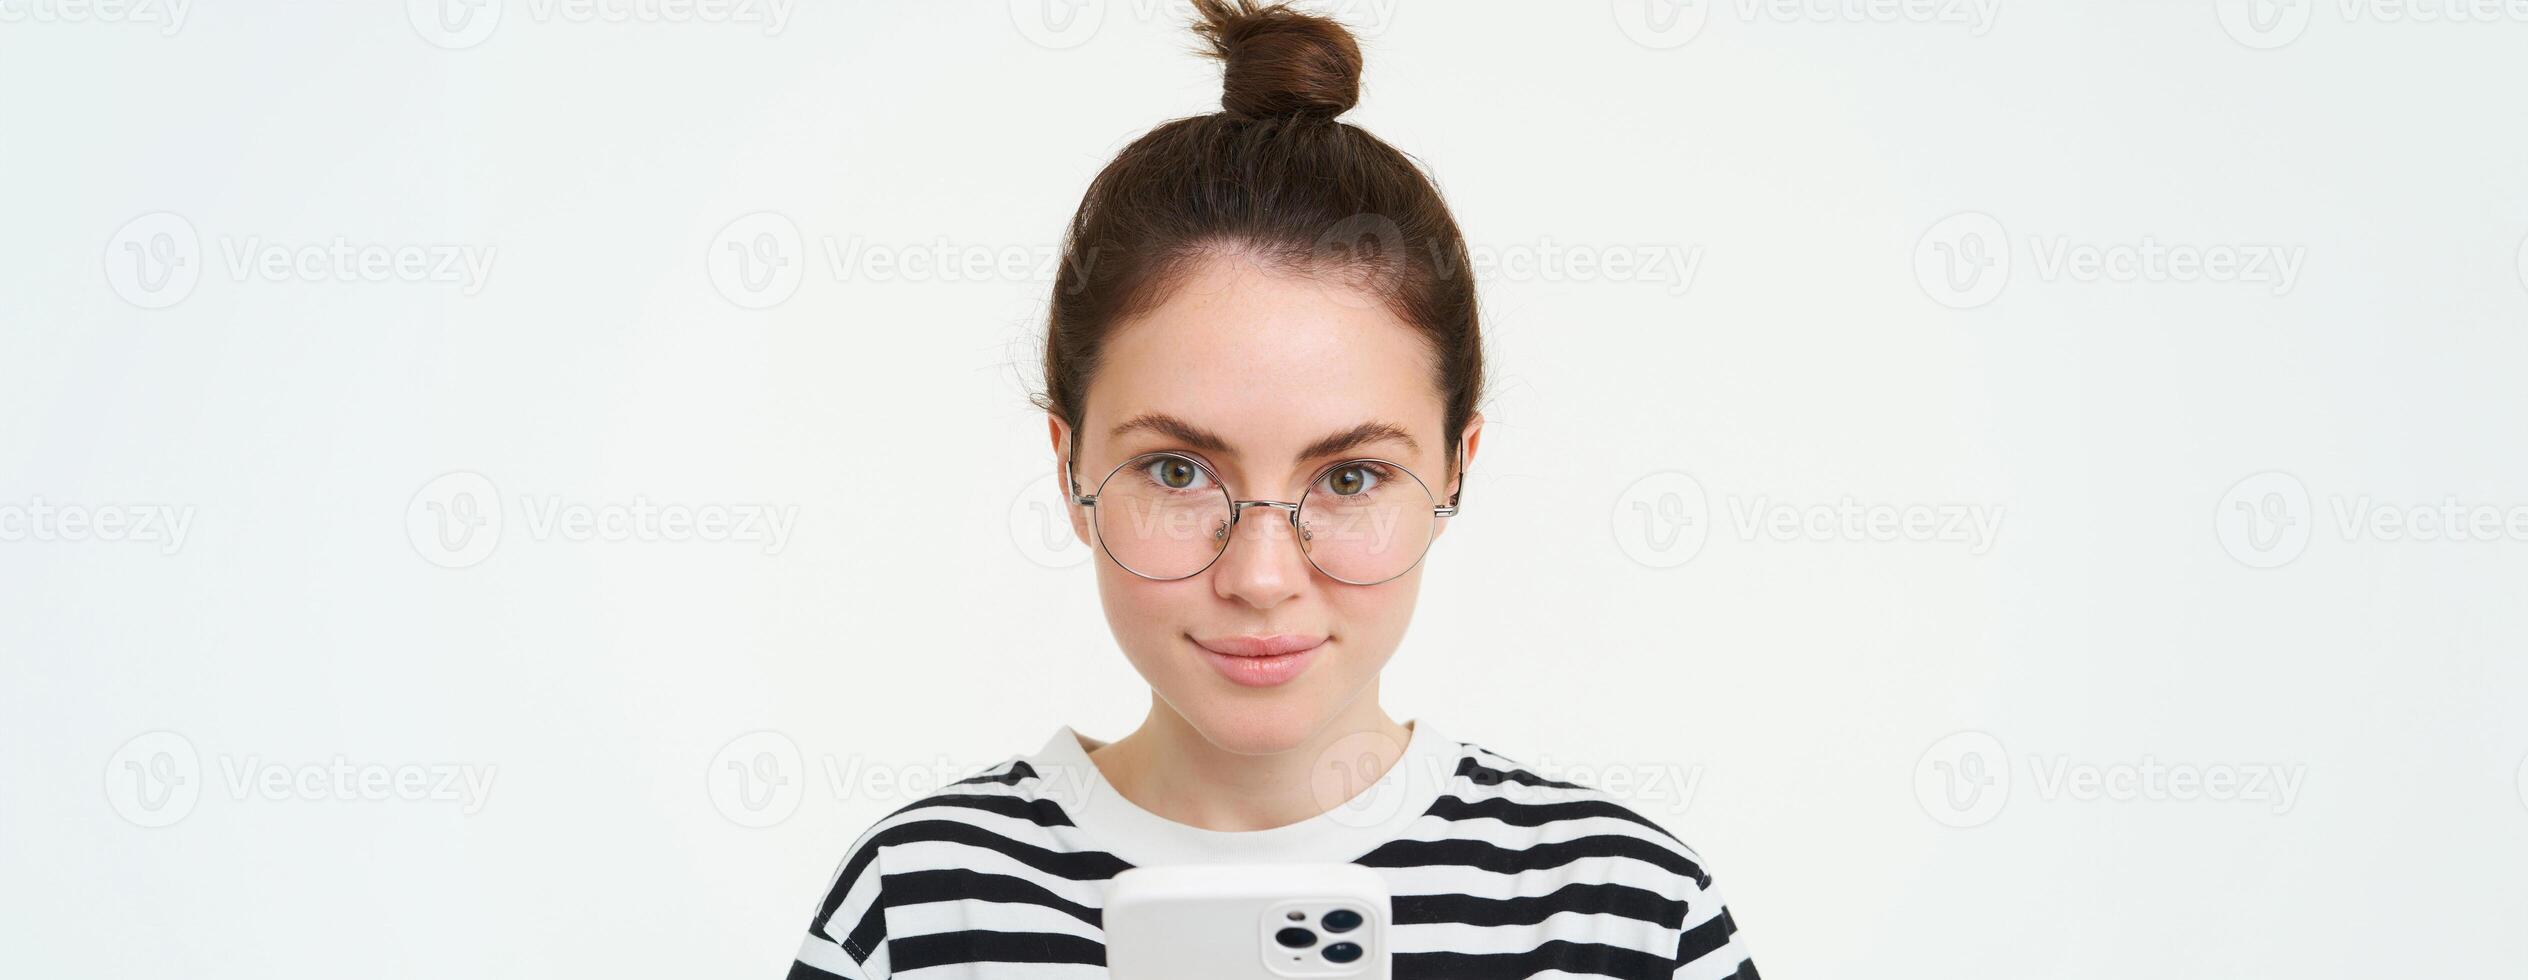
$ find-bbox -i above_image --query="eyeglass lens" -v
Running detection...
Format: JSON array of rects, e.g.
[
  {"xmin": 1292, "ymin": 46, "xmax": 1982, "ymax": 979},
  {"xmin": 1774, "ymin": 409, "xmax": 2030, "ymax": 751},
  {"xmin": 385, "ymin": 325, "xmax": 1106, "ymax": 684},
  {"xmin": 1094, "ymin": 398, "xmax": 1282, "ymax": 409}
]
[{"xmin": 1090, "ymin": 453, "xmax": 1438, "ymax": 584}]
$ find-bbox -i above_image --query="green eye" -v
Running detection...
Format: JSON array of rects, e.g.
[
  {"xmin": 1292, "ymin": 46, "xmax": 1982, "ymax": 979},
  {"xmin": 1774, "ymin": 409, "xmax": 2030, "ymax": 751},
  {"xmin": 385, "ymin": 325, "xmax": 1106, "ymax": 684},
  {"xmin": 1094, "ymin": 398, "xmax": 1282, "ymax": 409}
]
[
  {"xmin": 1144, "ymin": 456, "xmax": 1203, "ymax": 490},
  {"xmin": 1323, "ymin": 463, "xmax": 1381, "ymax": 497}
]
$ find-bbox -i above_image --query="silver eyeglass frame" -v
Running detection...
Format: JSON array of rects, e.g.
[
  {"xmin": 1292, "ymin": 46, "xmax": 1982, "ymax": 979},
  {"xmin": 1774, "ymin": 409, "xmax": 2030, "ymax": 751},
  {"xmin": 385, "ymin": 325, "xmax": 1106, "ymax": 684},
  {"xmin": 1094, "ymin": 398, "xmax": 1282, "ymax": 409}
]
[{"xmin": 1067, "ymin": 450, "xmax": 1463, "ymax": 586}]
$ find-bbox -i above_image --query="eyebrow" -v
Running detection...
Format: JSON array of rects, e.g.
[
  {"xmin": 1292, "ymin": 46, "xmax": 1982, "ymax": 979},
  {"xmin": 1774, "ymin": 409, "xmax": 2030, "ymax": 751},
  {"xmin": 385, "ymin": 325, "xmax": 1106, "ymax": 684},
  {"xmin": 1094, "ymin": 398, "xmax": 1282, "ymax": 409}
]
[{"xmin": 1108, "ymin": 413, "xmax": 1421, "ymax": 460}]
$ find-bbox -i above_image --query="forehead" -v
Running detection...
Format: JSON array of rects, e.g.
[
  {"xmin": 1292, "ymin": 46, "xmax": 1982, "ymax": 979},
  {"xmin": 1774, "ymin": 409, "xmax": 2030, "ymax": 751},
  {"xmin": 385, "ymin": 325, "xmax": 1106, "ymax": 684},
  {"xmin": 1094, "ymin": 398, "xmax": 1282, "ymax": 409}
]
[{"xmin": 1088, "ymin": 252, "xmax": 1442, "ymax": 459}]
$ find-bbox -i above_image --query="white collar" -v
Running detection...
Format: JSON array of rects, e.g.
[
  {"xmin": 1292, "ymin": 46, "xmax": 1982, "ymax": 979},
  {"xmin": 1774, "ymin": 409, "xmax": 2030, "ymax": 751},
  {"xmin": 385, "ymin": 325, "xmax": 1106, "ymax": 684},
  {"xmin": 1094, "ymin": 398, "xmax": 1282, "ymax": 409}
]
[{"xmin": 1031, "ymin": 718, "xmax": 1453, "ymax": 866}]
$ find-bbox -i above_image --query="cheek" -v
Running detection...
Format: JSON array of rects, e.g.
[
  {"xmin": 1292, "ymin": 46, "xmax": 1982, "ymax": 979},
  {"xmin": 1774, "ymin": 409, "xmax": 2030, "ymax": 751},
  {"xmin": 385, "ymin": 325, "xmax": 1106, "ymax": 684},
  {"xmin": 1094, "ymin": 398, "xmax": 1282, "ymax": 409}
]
[
  {"xmin": 1093, "ymin": 565, "xmax": 1197, "ymax": 656},
  {"xmin": 1323, "ymin": 576, "xmax": 1420, "ymax": 664},
  {"xmin": 1334, "ymin": 585, "xmax": 1415, "ymax": 646}
]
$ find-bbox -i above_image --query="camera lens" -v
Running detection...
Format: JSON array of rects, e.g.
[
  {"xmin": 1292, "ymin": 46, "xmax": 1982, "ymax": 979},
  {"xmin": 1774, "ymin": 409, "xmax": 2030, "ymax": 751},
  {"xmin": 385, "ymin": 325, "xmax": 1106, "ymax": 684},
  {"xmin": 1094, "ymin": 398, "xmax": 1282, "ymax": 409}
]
[
  {"xmin": 1322, "ymin": 941, "xmax": 1363, "ymax": 963},
  {"xmin": 1320, "ymin": 908, "xmax": 1364, "ymax": 933},
  {"xmin": 1275, "ymin": 927, "xmax": 1317, "ymax": 948}
]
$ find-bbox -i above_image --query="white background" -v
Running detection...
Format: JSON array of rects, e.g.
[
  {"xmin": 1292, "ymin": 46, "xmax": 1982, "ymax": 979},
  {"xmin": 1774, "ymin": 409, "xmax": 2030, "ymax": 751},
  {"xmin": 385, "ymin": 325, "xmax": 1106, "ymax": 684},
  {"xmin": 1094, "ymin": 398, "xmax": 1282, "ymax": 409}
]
[{"xmin": 5, "ymin": 1, "xmax": 2527, "ymax": 977}]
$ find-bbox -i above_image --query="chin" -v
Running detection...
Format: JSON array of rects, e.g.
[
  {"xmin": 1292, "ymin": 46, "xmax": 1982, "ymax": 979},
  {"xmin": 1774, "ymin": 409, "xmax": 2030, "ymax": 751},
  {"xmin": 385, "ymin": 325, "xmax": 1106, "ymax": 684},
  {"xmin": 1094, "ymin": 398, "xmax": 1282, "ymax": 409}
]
[{"xmin": 1174, "ymin": 692, "xmax": 1328, "ymax": 756}]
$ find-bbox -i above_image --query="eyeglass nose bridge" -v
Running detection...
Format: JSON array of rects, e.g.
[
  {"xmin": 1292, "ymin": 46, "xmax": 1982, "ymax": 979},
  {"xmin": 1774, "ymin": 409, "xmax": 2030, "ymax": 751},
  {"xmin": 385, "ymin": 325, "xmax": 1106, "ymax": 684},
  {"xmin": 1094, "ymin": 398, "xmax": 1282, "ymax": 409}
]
[{"xmin": 1222, "ymin": 498, "xmax": 1306, "ymax": 539}]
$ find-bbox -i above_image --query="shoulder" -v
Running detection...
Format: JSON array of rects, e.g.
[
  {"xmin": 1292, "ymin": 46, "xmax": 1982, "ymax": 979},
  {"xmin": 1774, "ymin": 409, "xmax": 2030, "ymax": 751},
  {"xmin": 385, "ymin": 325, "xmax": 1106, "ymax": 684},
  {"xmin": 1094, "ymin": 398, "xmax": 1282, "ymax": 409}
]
[
  {"xmin": 1399, "ymin": 737, "xmax": 1759, "ymax": 977},
  {"xmin": 818, "ymin": 749, "xmax": 1106, "ymax": 893},
  {"xmin": 1426, "ymin": 738, "xmax": 1718, "ymax": 884},
  {"xmin": 790, "ymin": 751, "xmax": 1116, "ymax": 979}
]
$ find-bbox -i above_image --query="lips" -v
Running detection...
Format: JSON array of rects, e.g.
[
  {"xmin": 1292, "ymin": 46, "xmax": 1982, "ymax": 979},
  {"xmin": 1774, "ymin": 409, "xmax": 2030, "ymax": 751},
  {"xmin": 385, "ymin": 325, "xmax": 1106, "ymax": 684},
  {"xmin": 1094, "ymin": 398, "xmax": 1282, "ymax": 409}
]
[{"xmin": 1190, "ymin": 633, "xmax": 1328, "ymax": 688}]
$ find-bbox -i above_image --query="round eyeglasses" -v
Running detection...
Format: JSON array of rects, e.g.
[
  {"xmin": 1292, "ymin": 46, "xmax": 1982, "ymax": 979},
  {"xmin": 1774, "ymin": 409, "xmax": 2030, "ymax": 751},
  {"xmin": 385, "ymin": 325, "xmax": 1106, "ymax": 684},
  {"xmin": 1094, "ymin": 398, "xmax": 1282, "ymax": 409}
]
[{"xmin": 1071, "ymin": 452, "xmax": 1461, "ymax": 586}]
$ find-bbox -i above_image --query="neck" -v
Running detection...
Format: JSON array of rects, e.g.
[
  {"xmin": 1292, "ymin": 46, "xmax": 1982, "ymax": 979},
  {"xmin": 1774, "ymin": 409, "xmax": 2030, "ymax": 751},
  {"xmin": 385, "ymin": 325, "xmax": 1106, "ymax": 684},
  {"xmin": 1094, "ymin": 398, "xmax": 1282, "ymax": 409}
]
[{"xmin": 1088, "ymin": 687, "xmax": 1412, "ymax": 833}]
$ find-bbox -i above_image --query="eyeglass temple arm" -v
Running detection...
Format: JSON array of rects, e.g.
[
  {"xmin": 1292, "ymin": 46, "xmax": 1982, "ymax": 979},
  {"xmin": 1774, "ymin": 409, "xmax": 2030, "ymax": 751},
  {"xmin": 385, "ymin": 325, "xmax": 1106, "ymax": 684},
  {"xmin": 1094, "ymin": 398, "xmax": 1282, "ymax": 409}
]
[
  {"xmin": 1437, "ymin": 449, "xmax": 1465, "ymax": 516},
  {"xmin": 1065, "ymin": 432, "xmax": 1090, "ymax": 504}
]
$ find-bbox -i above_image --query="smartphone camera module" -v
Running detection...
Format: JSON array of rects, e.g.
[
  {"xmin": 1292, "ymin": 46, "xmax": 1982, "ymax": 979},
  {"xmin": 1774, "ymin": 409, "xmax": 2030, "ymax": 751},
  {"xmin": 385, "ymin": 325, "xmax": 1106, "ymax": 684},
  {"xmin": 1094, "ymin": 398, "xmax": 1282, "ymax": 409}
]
[{"xmin": 1263, "ymin": 901, "xmax": 1375, "ymax": 976}]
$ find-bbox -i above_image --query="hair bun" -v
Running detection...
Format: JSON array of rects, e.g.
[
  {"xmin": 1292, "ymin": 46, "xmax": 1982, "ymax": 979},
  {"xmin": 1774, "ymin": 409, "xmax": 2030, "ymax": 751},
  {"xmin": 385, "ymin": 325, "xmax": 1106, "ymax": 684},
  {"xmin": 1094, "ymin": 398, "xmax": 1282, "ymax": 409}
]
[{"xmin": 1192, "ymin": 0, "xmax": 1362, "ymax": 120}]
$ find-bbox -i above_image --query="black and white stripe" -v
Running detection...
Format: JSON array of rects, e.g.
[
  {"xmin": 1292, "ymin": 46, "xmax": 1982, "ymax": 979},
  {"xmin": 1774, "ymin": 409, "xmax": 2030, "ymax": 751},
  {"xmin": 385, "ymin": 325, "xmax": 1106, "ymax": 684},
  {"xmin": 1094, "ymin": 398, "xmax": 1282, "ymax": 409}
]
[{"xmin": 787, "ymin": 739, "xmax": 1756, "ymax": 980}]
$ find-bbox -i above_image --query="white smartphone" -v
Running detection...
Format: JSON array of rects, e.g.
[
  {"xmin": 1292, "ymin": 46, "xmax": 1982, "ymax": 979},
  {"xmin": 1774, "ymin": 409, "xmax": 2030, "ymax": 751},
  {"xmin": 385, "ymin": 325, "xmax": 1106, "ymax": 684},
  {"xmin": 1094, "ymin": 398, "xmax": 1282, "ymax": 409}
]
[{"xmin": 1104, "ymin": 863, "xmax": 1392, "ymax": 980}]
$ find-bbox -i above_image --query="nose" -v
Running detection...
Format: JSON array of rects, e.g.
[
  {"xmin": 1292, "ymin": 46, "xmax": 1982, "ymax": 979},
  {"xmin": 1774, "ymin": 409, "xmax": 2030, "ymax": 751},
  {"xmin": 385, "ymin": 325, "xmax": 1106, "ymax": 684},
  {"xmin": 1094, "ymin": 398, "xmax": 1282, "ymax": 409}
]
[{"xmin": 1211, "ymin": 501, "xmax": 1309, "ymax": 608}]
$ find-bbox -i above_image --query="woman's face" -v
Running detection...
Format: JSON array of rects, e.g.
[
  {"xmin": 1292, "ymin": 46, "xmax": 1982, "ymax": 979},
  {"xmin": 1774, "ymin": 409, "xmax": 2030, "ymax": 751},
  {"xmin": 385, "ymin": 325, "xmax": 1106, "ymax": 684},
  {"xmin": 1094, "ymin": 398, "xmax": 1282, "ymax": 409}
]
[{"xmin": 1052, "ymin": 251, "xmax": 1479, "ymax": 756}]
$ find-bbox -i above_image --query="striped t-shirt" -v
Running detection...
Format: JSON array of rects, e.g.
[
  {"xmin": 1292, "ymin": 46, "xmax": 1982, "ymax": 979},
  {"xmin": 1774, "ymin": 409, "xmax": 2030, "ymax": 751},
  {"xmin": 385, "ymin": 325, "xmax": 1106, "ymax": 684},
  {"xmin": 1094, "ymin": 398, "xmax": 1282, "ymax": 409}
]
[{"xmin": 786, "ymin": 719, "xmax": 1757, "ymax": 980}]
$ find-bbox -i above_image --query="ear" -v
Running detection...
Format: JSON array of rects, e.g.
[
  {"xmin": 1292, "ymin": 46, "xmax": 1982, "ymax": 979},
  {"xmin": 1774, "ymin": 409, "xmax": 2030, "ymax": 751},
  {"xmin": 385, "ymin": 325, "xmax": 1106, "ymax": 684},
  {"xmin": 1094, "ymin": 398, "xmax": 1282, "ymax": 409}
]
[
  {"xmin": 1434, "ymin": 412, "xmax": 1482, "ymax": 538},
  {"xmin": 1047, "ymin": 414, "xmax": 1092, "ymax": 547}
]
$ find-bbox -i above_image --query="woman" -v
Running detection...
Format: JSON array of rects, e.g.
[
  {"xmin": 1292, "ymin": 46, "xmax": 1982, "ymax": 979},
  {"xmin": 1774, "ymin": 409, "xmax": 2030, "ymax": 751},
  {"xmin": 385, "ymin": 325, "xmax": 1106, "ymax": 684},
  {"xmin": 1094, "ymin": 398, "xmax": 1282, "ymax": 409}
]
[{"xmin": 787, "ymin": 3, "xmax": 1755, "ymax": 977}]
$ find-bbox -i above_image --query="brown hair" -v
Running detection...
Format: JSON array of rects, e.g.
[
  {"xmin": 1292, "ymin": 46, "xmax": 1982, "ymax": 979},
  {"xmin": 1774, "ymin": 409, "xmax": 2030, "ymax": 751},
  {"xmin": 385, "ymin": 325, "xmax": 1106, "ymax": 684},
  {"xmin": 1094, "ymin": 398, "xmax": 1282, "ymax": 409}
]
[{"xmin": 1038, "ymin": 0, "xmax": 1483, "ymax": 496}]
